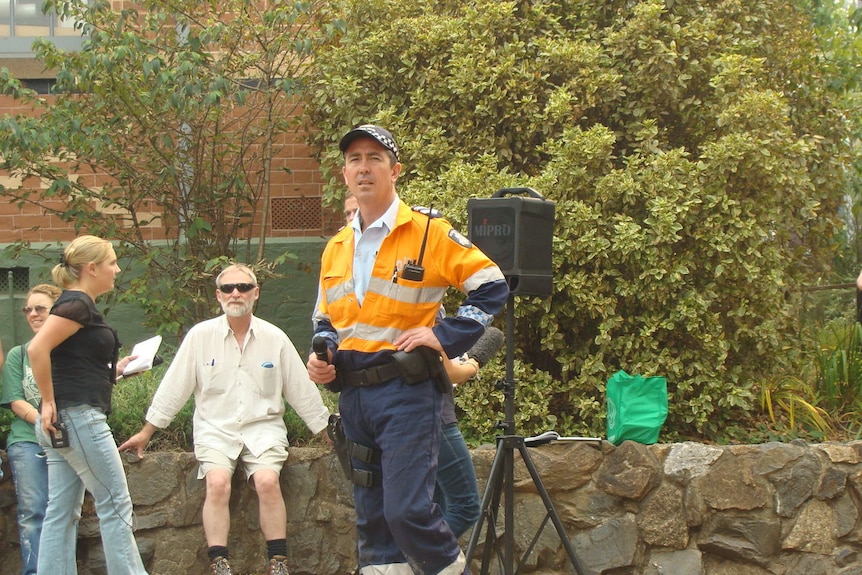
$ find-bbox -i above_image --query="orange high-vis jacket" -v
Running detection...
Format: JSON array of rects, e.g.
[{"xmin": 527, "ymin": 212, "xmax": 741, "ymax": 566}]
[{"xmin": 315, "ymin": 201, "xmax": 505, "ymax": 355}]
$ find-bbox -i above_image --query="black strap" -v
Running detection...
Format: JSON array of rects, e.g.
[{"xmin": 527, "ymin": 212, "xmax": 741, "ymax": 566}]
[
  {"xmin": 348, "ymin": 439, "xmax": 381, "ymax": 464},
  {"xmin": 338, "ymin": 348, "xmax": 441, "ymax": 388},
  {"xmin": 351, "ymin": 468, "xmax": 378, "ymax": 488},
  {"xmin": 339, "ymin": 361, "xmax": 403, "ymax": 387}
]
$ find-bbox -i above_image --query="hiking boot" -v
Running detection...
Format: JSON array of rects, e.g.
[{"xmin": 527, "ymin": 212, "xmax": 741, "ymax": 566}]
[
  {"xmin": 268, "ymin": 555, "xmax": 290, "ymax": 575},
  {"xmin": 210, "ymin": 556, "xmax": 233, "ymax": 575}
]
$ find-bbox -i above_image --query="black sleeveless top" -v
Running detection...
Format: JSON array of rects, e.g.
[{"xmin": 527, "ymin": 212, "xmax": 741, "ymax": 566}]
[{"xmin": 50, "ymin": 290, "xmax": 120, "ymax": 413}]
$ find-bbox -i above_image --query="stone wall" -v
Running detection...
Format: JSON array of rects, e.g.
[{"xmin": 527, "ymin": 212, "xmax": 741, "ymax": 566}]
[{"xmin": 2, "ymin": 439, "xmax": 862, "ymax": 575}]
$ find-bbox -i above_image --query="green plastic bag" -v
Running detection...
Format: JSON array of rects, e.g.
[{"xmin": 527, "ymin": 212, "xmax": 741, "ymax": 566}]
[{"xmin": 606, "ymin": 370, "xmax": 668, "ymax": 446}]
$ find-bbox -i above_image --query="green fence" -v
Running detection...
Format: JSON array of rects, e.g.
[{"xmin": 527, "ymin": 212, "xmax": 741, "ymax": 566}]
[{"xmin": 0, "ymin": 238, "xmax": 327, "ymax": 354}]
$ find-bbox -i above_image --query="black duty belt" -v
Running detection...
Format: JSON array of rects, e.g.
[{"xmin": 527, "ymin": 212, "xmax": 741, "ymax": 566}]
[{"xmin": 339, "ymin": 360, "xmax": 403, "ymax": 387}]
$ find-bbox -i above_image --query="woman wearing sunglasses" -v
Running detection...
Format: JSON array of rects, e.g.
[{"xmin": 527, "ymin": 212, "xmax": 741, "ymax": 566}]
[
  {"xmin": 1, "ymin": 283, "xmax": 61, "ymax": 575},
  {"xmin": 27, "ymin": 235, "xmax": 149, "ymax": 575}
]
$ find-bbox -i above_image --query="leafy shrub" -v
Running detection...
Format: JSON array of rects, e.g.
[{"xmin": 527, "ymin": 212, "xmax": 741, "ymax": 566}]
[
  {"xmin": 108, "ymin": 363, "xmax": 195, "ymax": 451},
  {"xmin": 305, "ymin": 0, "xmax": 852, "ymax": 442},
  {"xmin": 0, "ymin": 408, "xmax": 12, "ymax": 450}
]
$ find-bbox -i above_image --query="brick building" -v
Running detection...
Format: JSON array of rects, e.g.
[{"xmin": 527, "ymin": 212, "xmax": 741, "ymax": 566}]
[
  {"xmin": 0, "ymin": 1, "xmax": 338, "ymax": 244},
  {"xmin": 0, "ymin": 2, "xmax": 338, "ymax": 348}
]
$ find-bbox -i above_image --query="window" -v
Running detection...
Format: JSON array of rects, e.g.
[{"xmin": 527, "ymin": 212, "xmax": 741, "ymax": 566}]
[
  {"xmin": 0, "ymin": 267, "xmax": 30, "ymax": 293},
  {"xmin": 0, "ymin": 0, "xmax": 86, "ymax": 57}
]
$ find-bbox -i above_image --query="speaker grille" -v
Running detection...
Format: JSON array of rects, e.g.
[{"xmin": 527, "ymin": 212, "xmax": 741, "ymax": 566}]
[
  {"xmin": 467, "ymin": 196, "xmax": 555, "ymax": 296},
  {"xmin": 271, "ymin": 197, "xmax": 323, "ymax": 230},
  {"xmin": 519, "ymin": 211, "xmax": 554, "ymax": 272}
]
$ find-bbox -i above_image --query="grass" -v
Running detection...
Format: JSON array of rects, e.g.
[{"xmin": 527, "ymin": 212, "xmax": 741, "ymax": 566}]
[{"xmin": 760, "ymin": 318, "xmax": 862, "ymax": 441}]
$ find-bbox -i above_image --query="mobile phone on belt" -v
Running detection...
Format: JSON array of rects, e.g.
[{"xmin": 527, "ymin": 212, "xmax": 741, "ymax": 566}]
[{"xmin": 51, "ymin": 415, "xmax": 70, "ymax": 449}]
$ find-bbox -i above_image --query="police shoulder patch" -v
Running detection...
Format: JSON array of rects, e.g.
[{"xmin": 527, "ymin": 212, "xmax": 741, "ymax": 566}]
[{"xmin": 448, "ymin": 229, "xmax": 472, "ymax": 248}]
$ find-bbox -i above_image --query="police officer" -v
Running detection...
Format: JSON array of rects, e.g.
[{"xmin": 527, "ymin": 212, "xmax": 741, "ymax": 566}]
[{"xmin": 308, "ymin": 125, "xmax": 508, "ymax": 575}]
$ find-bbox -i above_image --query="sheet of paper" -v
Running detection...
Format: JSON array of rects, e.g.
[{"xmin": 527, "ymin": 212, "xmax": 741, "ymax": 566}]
[{"xmin": 122, "ymin": 335, "xmax": 163, "ymax": 376}]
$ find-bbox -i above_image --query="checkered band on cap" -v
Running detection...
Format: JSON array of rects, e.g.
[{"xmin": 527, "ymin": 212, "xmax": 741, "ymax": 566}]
[{"xmin": 339, "ymin": 124, "xmax": 400, "ymax": 161}]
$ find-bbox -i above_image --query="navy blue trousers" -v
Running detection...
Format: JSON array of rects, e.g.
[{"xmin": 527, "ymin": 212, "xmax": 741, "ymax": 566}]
[{"xmin": 340, "ymin": 377, "xmax": 462, "ymax": 574}]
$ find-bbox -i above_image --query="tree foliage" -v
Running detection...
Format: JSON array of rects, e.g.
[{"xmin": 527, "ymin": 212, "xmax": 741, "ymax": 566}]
[
  {"xmin": 0, "ymin": 0, "xmax": 342, "ymax": 335},
  {"xmin": 304, "ymin": 0, "xmax": 857, "ymax": 441},
  {"xmin": 807, "ymin": 0, "xmax": 862, "ymax": 276}
]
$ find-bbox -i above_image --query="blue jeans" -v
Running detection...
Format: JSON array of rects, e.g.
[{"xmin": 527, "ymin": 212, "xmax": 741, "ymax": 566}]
[
  {"xmin": 35, "ymin": 404, "xmax": 148, "ymax": 575},
  {"xmin": 7, "ymin": 440, "xmax": 49, "ymax": 575},
  {"xmin": 434, "ymin": 423, "xmax": 481, "ymax": 539}
]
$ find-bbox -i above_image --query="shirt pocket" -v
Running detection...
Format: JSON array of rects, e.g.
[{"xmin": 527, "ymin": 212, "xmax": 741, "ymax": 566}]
[
  {"xmin": 321, "ymin": 262, "xmax": 354, "ymax": 308},
  {"xmin": 251, "ymin": 362, "xmax": 282, "ymax": 408},
  {"xmin": 322, "ymin": 255, "xmax": 349, "ymax": 288},
  {"xmin": 201, "ymin": 364, "xmax": 229, "ymax": 396}
]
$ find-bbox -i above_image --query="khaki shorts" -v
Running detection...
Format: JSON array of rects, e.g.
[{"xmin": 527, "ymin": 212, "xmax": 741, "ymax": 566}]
[{"xmin": 195, "ymin": 444, "xmax": 288, "ymax": 482}]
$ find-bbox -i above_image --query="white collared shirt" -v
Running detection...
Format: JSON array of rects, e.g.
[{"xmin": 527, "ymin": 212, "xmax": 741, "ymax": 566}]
[
  {"xmin": 352, "ymin": 196, "xmax": 400, "ymax": 305},
  {"xmin": 145, "ymin": 314, "xmax": 330, "ymax": 458}
]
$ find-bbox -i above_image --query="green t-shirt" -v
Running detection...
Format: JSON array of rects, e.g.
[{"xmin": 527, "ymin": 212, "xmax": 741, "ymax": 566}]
[{"xmin": 0, "ymin": 342, "xmax": 40, "ymax": 446}]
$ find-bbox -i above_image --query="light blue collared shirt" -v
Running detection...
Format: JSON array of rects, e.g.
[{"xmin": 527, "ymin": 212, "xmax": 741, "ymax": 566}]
[{"xmin": 352, "ymin": 196, "xmax": 400, "ymax": 305}]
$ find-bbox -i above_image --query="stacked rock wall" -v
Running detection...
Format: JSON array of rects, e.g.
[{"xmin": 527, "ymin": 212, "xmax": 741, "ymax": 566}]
[{"xmin": 2, "ymin": 440, "xmax": 861, "ymax": 575}]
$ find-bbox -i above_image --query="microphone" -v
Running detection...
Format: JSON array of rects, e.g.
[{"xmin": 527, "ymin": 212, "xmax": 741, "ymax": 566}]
[
  {"xmin": 466, "ymin": 326, "xmax": 505, "ymax": 367},
  {"xmin": 312, "ymin": 336, "xmax": 329, "ymax": 364}
]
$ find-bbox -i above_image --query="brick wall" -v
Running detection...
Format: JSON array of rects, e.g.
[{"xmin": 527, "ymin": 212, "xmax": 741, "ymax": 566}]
[{"xmin": 0, "ymin": 93, "xmax": 337, "ymax": 244}]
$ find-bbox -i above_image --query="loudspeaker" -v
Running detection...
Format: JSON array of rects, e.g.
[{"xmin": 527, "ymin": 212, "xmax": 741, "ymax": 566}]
[{"xmin": 467, "ymin": 188, "xmax": 554, "ymax": 296}]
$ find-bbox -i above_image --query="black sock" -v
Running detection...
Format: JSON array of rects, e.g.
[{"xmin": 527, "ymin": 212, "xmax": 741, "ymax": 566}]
[
  {"xmin": 266, "ymin": 539, "xmax": 287, "ymax": 559},
  {"xmin": 208, "ymin": 546, "xmax": 229, "ymax": 562}
]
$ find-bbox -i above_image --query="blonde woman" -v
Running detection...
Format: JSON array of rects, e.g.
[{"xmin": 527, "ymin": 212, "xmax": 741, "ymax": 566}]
[
  {"xmin": 28, "ymin": 235, "xmax": 148, "ymax": 575},
  {"xmin": 1, "ymin": 283, "xmax": 61, "ymax": 575}
]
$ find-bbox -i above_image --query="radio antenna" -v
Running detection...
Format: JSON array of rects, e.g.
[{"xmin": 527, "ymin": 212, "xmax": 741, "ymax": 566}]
[{"xmin": 416, "ymin": 204, "xmax": 433, "ymax": 266}]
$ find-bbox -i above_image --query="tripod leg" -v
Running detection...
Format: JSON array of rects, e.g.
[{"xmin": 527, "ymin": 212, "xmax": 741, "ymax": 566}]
[
  {"xmin": 480, "ymin": 470, "xmax": 504, "ymax": 575},
  {"xmin": 466, "ymin": 439, "xmax": 507, "ymax": 575},
  {"xmin": 502, "ymin": 442, "xmax": 515, "ymax": 575},
  {"xmin": 516, "ymin": 443, "xmax": 587, "ymax": 575}
]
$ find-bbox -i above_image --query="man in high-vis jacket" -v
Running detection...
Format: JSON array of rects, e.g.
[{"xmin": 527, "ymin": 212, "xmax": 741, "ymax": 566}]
[{"xmin": 307, "ymin": 125, "xmax": 509, "ymax": 575}]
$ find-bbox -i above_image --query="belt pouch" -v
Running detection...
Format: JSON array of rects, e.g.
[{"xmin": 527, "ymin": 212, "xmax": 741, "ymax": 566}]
[
  {"xmin": 391, "ymin": 348, "xmax": 432, "ymax": 385},
  {"xmin": 391, "ymin": 346, "xmax": 452, "ymax": 393}
]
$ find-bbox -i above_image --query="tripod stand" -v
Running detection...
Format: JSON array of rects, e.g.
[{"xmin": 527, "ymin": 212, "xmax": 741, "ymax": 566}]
[{"xmin": 465, "ymin": 292, "xmax": 586, "ymax": 575}]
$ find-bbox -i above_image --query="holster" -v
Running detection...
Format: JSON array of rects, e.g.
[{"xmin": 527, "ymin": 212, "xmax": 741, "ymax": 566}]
[
  {"xmin": 327, "ymin": 413, "xmax": 382, "ymax": 487},
  {"xmin": 327, "ymin": 414, "xmax": 351, "ymax": 479}
]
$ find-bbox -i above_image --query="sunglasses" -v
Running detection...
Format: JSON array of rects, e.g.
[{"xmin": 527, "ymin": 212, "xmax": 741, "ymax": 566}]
[
  {"xmin": 22, "ymin": 305, "xmax": 49, "ymax": 314},
  {"xmin": 217, "ymin": 283, "xmax": 256, "ymax": 294}
]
